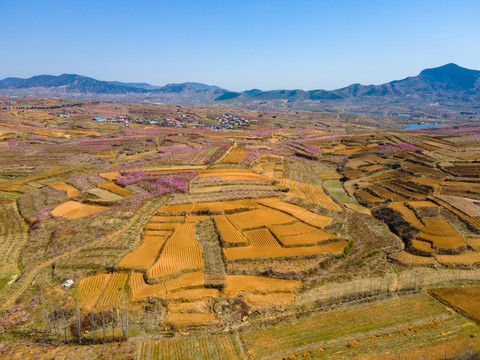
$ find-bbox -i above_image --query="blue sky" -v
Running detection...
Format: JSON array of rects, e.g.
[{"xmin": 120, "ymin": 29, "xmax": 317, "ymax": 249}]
[{"xmin": 1, "ymin": 0, "xmax": 479, "ymax": 91}]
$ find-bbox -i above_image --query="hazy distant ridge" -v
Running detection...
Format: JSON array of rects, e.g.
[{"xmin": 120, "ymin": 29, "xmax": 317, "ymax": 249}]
[{"xmin": 1, "ymin": 64, "xmax": 479, "ymax": 113}]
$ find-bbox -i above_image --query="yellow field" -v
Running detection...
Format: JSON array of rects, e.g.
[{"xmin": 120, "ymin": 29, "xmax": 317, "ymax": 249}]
[
  {"xmin": 226, "ymin": 207, "xmax": 293, "ymax": 230},
  {"xmin": 150, "ymin": 215, "xmax": 185, "ymax": 223},
  {"xmin": 49, "ymin": 182, "xmax": 79, "ymax": 197},
  {"xmin": 164, "ymin": 271, "xmax": 205, "ymax": 293},
  {"xmin": 145, "ymin": 223, "xmax": 182, "ymax": 231},
  {"xmin": 118, "ymin": 232, "xmax": 171, "ymax": 270},
  {"xmin": 147, "ymin": 223, "xmax": 204, "ymax": 279},
  {"xmin": 392, "ymin": 251, "xmax": 436, "ymax": 266},
  {"xmin": 257, "ymin": 198, "xmax": 333, "ymax": 227},
  {"xmin": 220, "ymin": 147, "xmax": 251, "ymax": 163},
  {"xmin": 167, "ymin": 288, "xmax": 219, "ymax": 301},
  {"xmin": 388, "ymin": 202, "xmax": 424, "ymax": 229},
  {"xmin": 198, "ymin": 168, "xmax": 272, "ymax": 182},
  {"xmin": 159, "ymin": 199, "xmax": 257, "ymax": 213},
  {"xmin": 268, "ymin": 222, "xmax": 317, "ymax": 236},
  {"xmin": 129, "ymin": 272, "xmax": 166, "ymax": 300},
  {"xmin": 213, "ymin": 214, "xmax": 248, "ymax": 245},
  {"xmin": 275, "ymin": 228, "xmax": 339, "ymax": 247},
  {"xmin": 417, "ymin": 218, "xmax": 465, "ymax": 250},
  {"xmin": 222, "ymin": 275, "xmax": 302, "ymax": 296},
  {"xmin": 97, "ymin": 180, "xmax": 133, "ymax": 197},
  {"xmin": 50, "ymin": 201, "xmax": 108, "ymax": 219},
  {"xmin": 435, "ymin": 252, "xmax": 480, "ymax": 266},
  {"xmin": 98, "ymin": 273, "xmax": 130, "ymax": 308},
  {"xmin": 76, "ymin": 274, "xmax": 110, "ymax": 310},
  {"xmin": 410, "ymin": 239, "xmax": 433, "ymax": 254},
  {"xmin": 164, "ymin": 312, "xmax": 216, "ymax": 327},
  {"xmin": 99, "ymin": 172, "xmax": 120, "ymax": 181},
  {"xmin": 223, "ymin": 228, "xmax": 340, "ymax": 260}
]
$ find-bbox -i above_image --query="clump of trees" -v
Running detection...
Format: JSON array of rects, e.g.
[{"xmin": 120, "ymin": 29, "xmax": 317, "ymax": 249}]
[
  {"xmin": 40, "ymin": 287, "xmax": 131, "ymax": 344},
  {"xmin": 372, "ymin": 207, "xmax": 419, "ymax": 247}
]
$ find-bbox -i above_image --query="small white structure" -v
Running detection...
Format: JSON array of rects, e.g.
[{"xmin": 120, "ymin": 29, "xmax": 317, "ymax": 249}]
[{"xmin": 62, "ymin": 279, "xmax": 74, "ymax": 288}]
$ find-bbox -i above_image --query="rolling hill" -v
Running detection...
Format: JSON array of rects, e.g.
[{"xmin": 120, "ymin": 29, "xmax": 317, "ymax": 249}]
[{"xmin": 1, "ymin": 64, "xmax": 479, "ymax": 115}]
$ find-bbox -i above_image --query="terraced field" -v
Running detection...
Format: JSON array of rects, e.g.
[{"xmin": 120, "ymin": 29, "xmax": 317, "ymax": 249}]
[
  {"xmin": 0, "ymin": 199, "xmax": 28, "ymax": 273},
  {"xmin": 147, "ymin": 223, "xmax": 204, "ymax": 280},
  {"xmin": 137, "ymin": 334, "xmax": 243, "ymax": 360}
]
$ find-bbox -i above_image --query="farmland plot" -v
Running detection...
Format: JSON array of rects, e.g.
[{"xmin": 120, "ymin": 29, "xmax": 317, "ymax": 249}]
[
  {"xmin": 241, "ymin": 293, "xmax": 449, "ymax": 359},
  {"xmin": 0, "ymin": 199, "xmax": 28, "ymax": 272},
  {"xmin": 417, "ymin": 218, "xmax": 465, "ymax": 250},
  {"xmin": 137, "ymin": 334, "xmax": 243, "ymax": 360},
  {"xmin": 49, "ymin": 182, "xmax": 79, "ymax": 197},
  {"xmin": 256, "ymin": 198, "xmax": 333, "ymax": 228},
  {"xmin": 118, "ymin": 231, "xmax": 171, "ymax": 270},
  {"xmin": 147, "ymin": 223, "xmax": 204, "ymax": 280},
  {"xmin": 226, "ymin": 207, "xmax": 294, "ymax": 230},
  {"xmin": 50, "ymin": 200, "xmax": 108, "ymax": 219},
  {"xmin": 429, "ymin": 286, "xmax": 480, "ymax": 322},
  {"xmin": 213, "ymin": 215, "xmax": 248, "ymax": 246},
  {"xmin": 223, "ymin": 228, "xmax": 342, "ymax": 260},
  {"xmin": 220, "ymin": 147, "xmax": 251, "ymax": 163}
]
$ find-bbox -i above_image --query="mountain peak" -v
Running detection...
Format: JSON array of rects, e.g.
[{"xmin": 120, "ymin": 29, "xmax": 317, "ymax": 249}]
[
  {"xmin": 418, "ymin": 63, "xmax": 479, "ymax": 89},
  {"xmin": 420, "ymin": 63, "xmax": 476, "ymax": 77}
]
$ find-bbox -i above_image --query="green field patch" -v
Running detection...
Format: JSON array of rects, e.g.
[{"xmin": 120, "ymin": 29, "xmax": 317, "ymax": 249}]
[
  {"xmin": 329, "ymin": 190, "xmax": 355, "ymax": 203},
  {"xmin": 138, "ymin": 333, "xmax": 243, "ymax": 360},
  {"xmin": 322, "ymin": 179, "xmax": 343, "ymax": 188},
  {"xmin": 241, "ymin": 293, "xmax": 450, "ymax": 359}
]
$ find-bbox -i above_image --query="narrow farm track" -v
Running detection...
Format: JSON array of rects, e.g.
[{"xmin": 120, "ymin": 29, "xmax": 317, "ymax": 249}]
[{"xmin": 1, "ymin": 198, "xmax": 165, "ymax": 309}]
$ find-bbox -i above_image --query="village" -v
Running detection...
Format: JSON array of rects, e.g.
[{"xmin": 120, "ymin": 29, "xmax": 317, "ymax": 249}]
[{"xmin": 91, "ymin": 111, "xmax": 251, "ymax": 130}]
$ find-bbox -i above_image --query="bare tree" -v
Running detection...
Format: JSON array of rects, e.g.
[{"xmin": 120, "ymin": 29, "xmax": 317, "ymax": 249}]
[
  {"xmin": 101, "ymin": 300, "xmax": 106, "ymax": 342},
  {"xmin": 40, "ymin": 295, "xmax": 52, "ymax": 333},
  {"xmin": 90, "ymin": 309, "xmax": 96, "ymax": 344},
  {"xmin": 110, "ymin": 301, "xmax": 115, "ymax": 340},
  {"xmin": 75, "ymin": 297, "xmax": 81, "ymax": 344},
  {"xmin": 48, "ymin": 296, "xmax": 58, "ymax": 337},
  {"xmin": 60, "ymin": 306, "xmax": 68, "ymax": 343}
]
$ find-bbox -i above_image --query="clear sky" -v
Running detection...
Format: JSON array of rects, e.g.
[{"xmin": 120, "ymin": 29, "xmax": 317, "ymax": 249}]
[{"xmin": 1, "ymin": 0, "xmax": 479, "ymax": 91}]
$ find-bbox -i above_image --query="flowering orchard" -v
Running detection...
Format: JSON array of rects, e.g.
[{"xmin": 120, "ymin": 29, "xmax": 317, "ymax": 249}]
[{"xmin": 116, "ymin": 170, "xmax": 198, "ymax": 196}]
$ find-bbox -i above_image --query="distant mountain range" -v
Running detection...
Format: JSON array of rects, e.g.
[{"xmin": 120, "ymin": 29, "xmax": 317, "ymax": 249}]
[{"xmin": 1, "ymin": 63, "xmax": 479, "ymax": 115}]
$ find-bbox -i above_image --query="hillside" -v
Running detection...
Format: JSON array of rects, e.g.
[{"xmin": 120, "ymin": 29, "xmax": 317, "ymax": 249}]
[{"xmin": 1, "ymin": 64, "xmax": 479, "ymax": 116}]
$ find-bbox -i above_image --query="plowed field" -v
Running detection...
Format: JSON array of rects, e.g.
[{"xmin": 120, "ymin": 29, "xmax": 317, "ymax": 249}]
[{"xmin": 147, "ymin": 223, "xmax": 204, "ymax": 279}]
